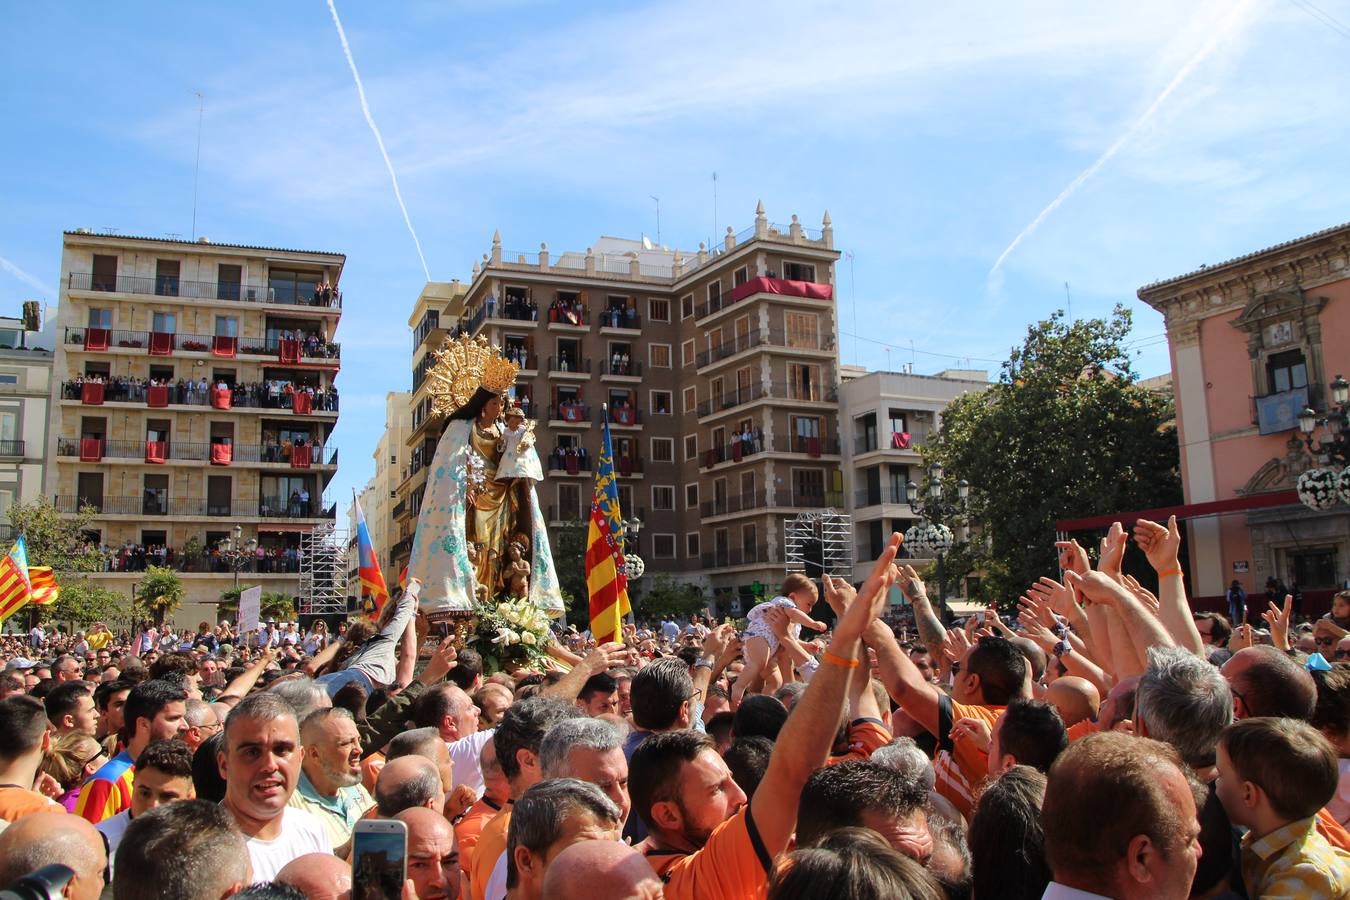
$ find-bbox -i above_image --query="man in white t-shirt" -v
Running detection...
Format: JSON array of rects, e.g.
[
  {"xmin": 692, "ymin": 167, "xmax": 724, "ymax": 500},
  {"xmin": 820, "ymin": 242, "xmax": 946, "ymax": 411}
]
[
  {"xmin": 96, "ymin": 738, "xmax": 197, "ymax": 878},
  {"xmin": 413, "ymin": 683, "xmax": 494, "ymax": 797},
  {"xmin": 219, "ymin": 692, "xmax": 328, "ymax": 881}
]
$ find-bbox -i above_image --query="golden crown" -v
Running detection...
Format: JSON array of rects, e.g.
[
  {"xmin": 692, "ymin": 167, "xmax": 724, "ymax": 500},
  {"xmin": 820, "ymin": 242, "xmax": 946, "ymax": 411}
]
[{"xmin": 426, "ymin": 335, "xmax": 521, "ymax": 418}]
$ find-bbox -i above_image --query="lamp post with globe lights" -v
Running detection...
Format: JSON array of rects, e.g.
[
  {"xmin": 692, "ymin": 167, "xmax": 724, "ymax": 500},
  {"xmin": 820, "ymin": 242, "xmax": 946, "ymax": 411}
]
[
  {"xmin": 1295, "ymin": 375, "xmax": 1350, "ymax": 511},
  {"xmin": 219, "ymin": 524, "xmax": 258, "ymax": 592},
  {"xmin": 904, "ymin": 461, "xmax": 969, "ymax": 618}
]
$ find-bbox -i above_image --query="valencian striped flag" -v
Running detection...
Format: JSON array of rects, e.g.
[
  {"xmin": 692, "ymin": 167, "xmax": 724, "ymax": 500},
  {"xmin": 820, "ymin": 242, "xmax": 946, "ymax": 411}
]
[
  {"xmin": 0, "ymin": 536, "xmax": 35, "ymax": 624},
  {"xmin": 353, "ymin": 492, "xmax": 390, "ymax": 619},
  {"xmin": 587, "ymin": 407, "xmax": 631, "ymax": 644}
]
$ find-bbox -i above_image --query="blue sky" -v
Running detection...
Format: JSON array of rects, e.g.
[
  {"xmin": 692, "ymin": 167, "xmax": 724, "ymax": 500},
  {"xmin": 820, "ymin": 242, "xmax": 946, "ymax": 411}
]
[{"xmin": 4, "ymin": 0, "xmax": 1350, "ymax": 511}]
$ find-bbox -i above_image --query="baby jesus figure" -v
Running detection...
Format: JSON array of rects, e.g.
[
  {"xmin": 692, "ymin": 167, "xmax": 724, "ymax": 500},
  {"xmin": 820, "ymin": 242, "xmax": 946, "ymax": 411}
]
[{"xmin": 495, "ymin": 401, "xmax": 543, "ymax": 483}]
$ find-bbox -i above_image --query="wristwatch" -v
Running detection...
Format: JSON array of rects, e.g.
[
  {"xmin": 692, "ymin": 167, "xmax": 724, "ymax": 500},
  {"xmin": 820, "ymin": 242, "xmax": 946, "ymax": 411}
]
[
  {"xmin": 693, "ymin": 656, "xmax": 715, "ymax": 670},
  {"xmin": 1051, "ymin": 622, "xmax": 1068, "ymax": 638},
  {"xmin": 1053, "ymin": 640, "xmax": 1071, "ymax": 658}
]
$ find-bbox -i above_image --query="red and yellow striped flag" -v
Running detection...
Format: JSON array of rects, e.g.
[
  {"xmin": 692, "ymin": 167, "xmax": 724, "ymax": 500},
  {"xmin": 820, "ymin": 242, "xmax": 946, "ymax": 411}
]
[
  {"xmin": 0, "ymin": 537, "xmax": 33, "ymax": 624},
  {"xmin": 587, "ymin": 412, "xmax": 631, "ymax": 644},
  {"xmin": 28, "ymin": 567, "xmax": 59, "ymax": 606}
]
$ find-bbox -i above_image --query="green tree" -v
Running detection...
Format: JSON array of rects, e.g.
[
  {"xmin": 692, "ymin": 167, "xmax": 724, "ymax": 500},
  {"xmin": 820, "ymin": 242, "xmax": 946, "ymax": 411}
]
[
  {"xmin": 548, "ymin": 523, "xmax": 591, "ymax": 623},
  {"xmin": 42, "ymin": 579, "xmax": 131, "ymax": 629},
  {"xmin": 218, "ymin": 588, "xmax": 297, "ymax": 621},
  {"xmin": 134, "ymin": 566, "xmax": 184, "ymax": 625},
  {"xmin": 925, "ymin": 306, "xmax": 1180, "ymax": 606},
  {"xmin": 6, "ymin": 498, "xmax": 105, "ymax": 572},
  {"xmin": 631, "ymin": 574, "xmax": 706, "ymax": 623}
]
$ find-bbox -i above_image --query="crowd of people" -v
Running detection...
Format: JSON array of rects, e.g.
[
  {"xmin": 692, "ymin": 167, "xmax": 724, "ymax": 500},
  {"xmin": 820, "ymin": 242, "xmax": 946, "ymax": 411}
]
[
  {"xmin": 62, "ymin": 376, "xmax": 339, "ymax": 412},
  {"xmin": 93, "ymin": 542, "xmax": 305, "ymax": 575},
  {"xmin": 0, "ymin": 522, "xmax": 1347, "ymax": 899}
]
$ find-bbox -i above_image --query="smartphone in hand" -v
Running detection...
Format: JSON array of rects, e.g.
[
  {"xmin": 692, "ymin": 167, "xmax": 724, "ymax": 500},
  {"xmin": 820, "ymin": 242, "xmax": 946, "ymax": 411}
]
[{"xmin": 352, "ymin": 819, "xmax": 407, "ymax": 900}]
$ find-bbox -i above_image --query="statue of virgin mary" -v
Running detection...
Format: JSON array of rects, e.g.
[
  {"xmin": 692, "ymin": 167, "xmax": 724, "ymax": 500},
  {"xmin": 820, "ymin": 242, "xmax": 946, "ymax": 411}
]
[{"xmin": 407, "ymin": 336, "xmax": 563, "ymax": 620}]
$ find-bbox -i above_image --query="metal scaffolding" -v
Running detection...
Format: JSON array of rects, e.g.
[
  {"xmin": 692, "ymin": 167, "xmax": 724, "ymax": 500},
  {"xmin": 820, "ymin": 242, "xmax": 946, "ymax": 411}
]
[
  {"xmin": 299, "ymin": 524, "xmax": 350, "ymax": 616},
  {"xmin": 784, "ymin": 510, "xmax": 854, "ymax": 577}
]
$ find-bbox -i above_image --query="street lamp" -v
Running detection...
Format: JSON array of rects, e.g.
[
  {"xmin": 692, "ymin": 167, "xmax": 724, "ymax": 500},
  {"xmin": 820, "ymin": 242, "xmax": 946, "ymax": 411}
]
[
  {"xmin": 904, "ymin": 464, "xmax": 969, "ymax": 617},
  {"xmin": 219, "ymin": 524, "xmax": 258, "ymax": 591},
  {"xmin": 623, "ymin": 517, "xmax": 645, "ymax": 581},
  {"xmin": 1295, "ymin": 375, "xmax": 1350, "ymax": 510}
]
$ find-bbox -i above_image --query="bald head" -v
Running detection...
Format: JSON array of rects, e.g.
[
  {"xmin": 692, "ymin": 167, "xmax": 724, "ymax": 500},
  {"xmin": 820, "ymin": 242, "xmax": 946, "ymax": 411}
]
[
  {"xmin": 375, "ymin": 754, "xmax": 445, "ymax": 816},
  {"xmin": 542, "ymin": 839, "xmax": 661, "ymax": 900},
  {"xmin": 277, "ymin": 853, "xmax": 352, "ymax": 900},
  {"xmin": 1222, "ymin": 645, "xmax": 1317, "ymax": 720},
  {"xmin": 396, "ymin": 804, "xmax": 455, "ymax": 839},
  {"xmin": 1047, "ymin": 676, "xmax": 1100, "ymax": 727},
  {"xmin": 0, "ymin": 811, "xmax": 107, "ymax": 900}
]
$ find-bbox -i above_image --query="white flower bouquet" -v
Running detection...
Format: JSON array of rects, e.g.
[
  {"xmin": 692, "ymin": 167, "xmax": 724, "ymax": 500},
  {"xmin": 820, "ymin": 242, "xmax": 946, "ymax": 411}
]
[{"xmin": 468, "ymin": 596, "xmax": 553, "ymax": 672}]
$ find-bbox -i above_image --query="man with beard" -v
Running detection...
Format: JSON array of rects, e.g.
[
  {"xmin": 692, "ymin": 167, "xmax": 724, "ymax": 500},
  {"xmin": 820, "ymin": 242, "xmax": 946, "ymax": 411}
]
[
  {"xmin": 288, "ymin": 707, "xmax": 373, "ymax": 850},
  {"xmin": 219, "ymin": 691, "xmax": 328, "ymax": 880}
]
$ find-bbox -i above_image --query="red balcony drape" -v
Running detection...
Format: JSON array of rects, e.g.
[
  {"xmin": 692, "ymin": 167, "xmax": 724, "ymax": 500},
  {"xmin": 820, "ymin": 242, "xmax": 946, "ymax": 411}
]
[
  {"xmin": 211, "ymin": 387, "xmax": 233, "ymax": 410},
  {"xmin": 148, "ymin": 332, "xmax": 174, "ymax": 355},
  {"xmin": 618, "ymin": 456, "xmax": 632, "ymax": 476},
  {"xmin": 79, "ymin": 438, "xmax": 103, "ymax": 462},
  {"xmin": 81, "ymin": 383, "xmax": 105, "ymax": 405},
  {"xmin": 892, "ymin": 431, "xmax": 911, "ymax": 450},
  {"xmin": 728, "ymin": 276, "xmax": 834, "ymax": 304},
  {"xmin": 732, "ymin": 442, "xmax": 743, "ymax": 462},
  {"xmin": 84, "ymin": 328, "xmax": 110, "ymax": 351},
  {"xmin": 705, "ymin": 449, "xmax": 715, "ymax": 468},
  {"xmin": 144, "ymin": 441, "xmax": 167, "ymax": 463},
  {"xmin": 807, "ymin": 436, "xmax": 821, "ymax": 458},
  {"xmin": 146, "ymin": 385, "xmax": 169, "ymax": 408},
  {"xmin": 210, "ymin": 443, "xmax": 232, "ymax": 465},
  {"xmin": 212, "ymin": 335, "xmax": 237, "ymax": 358},
  {"xmin": 292, "ymin": 393, "xmax": 313, "ymax": 415},
  {"xmin": 565, "ymin": 456, "xmax": 579, "ymax": 475},
  {"xmin": 290, "ymin": 450, "xmax": 311, "ymax": 470},
  {"xmin": 614, "ymin": 408, "xmax": 634, "ymax": 426},
  {"xmin": 279, "ymin": 339, "xmax": 301, "ymax": 365}
]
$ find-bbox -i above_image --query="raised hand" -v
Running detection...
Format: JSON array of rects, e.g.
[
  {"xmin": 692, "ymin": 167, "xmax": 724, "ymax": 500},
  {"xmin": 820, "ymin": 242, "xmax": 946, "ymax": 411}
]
[
  {"xmin": 942, "ymin": 626, "xmax": 973, "ymax": 663},
  {"xmin": 1132, "ymin": 515, "xmax": 1182, "ymax": 572},
  {"xmin": 823, "ymin": 572, "xmax": 858, "ymax": 616},
  {"xmin": 1228, "ymin": 622, "xmax": 1255, "ymax": 652},
  {"xmin": 1030, "ymin": 576, "xmax": 1077, "ymax": 620},
  {"xmin": 1123, "ymin": 575, "xmax": 1161, "ymax": 616},
  {"xmin": 1063, "ymin": 569, "xmax": 1122, "ymax": 607},
  {"xmin": 1055, "ymin": 539, "xmax": 1091, "ymax": 576},
  {"xmin": 951, "ymin": 716, "xmax": 993, "ymax": 753},
  {"xmin": 1262, "ymin": 594, "xmax": 1293, "ymax": 652},
  {"xmin": 1097, "ymin": 522, "xmax": 1127, "ymax": 580},
  {"xmin": 896, "ymin": 564, "xmax": 928, "ymax": 603}
]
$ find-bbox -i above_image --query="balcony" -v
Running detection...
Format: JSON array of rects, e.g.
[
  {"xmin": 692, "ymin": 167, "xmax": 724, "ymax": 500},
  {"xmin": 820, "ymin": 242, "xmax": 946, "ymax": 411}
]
[
  {"xmin": 696, "ymin": 382, "xmax": 769, "ymax": 418},
  {"xmin": 701, "ymin": 545, "xmax": 773, "ymax": 568},
  {"xmin": 56, "ymin": 438, "xmax": 336, "ymax": 467},
  {"xmin": 695, "ymin": 276, "xmax": 833, "ymax": 321},
  {"xmin": 413, "ymin": 312, "xmax": 442, "ymax": 347},
  {"xmin": 695, "ymin": 329, "xmax": 836, "ymax": 371},
  {"xmin": 546, "ymin": 306, "xmax": 591, "ymax": 329},
  {"xmin": 0, "ymin": 440, "xmax": 23, "ymax": 457},
  {"xmin": 854, "ymin": 486, "xmax": 908, "ymax": 508},
  {"xmin": 600, "ymin": 360, "xmax": 643, "ymax": 380},
  {"xmin": 548, "ymin": 403, "xmax": 591, "ymax": 426},
  {"xmin": 54, "ymin": 495, "xmax": 333, "ymax": 519},
  {"xmin": 547, "ymin": 356, "xmax": 592, "ymax": 378},
  {"xmin": 791, "ymin": 490, "xmax": 847, "ymax": 509},
  {"xmin": 488, "ymin": 300, "xmax": 539, "ymax": 323},
  {"xmin": 855, "ymin": 431, "xmax": 925, "ymax": 455},
  {"xmin": 700, "ymin": 490, "xmax": 767, "ymax": 518},
  {"xmin": 604, "ymin": 407, "xmax": 642, "ymax": 428},
  {"xmin": 546, "ymin": 451, "xmax": 593, "ymax": 476},
  {"xmin": 772, "ymin": 434, "xmax": 840, "ymax": 457},
  {"xmin": 508, "ymin": 352, "xmax": 539, "ymax": 372},
  {"xmin": 598, "ymin": 309, "xmax": 641, "ymax": 332},
  {"xmin": 64, "ymin": 327, "xmax": 339, "ymax": 362},
  {"xmin": 59, "ymin": 381, "xmax": 339, "ymax": 414},
  {"xmin": 67, "ymin": 272, "xmax": 342, "ymax": 310}
]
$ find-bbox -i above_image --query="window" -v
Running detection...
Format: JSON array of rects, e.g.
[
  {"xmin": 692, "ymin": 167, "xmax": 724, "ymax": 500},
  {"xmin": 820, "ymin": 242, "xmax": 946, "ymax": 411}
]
[
  {"xmin": 1291, "ymin": 548, "xmax": 1338, "ymax": 589},
  {"xmin": 734, "ymin": 266, "xmax": 750, "ymax": 287},
  {"xmin": 889, "ymin": 466, "xmax": 909, "ymax": 503},
  {"xmin": 217, "ymin": 264, "xmax": 242, "ymax": 300},
  {"xmin": 650, "ymin": 390, "xmax": 672, "ymax": 415},
  {"xmin": 742, "ymin": 524, "xmax": 758, "ymax": 557},
  {"xmin": 652, "ymin": 486, "xmax": 675, "ymax": 511},
  {"xmin": 152, "ymin": 312, "xmax": 176, "ymax": 334},
  {"xmin": 649, "ymin": 344, "xmax": 671, "ymax": 368},
  {"xmin": 215, "ymin": 316, "xmax": 238, "ymax": 338},
  {"xmin": 0, "ymin": 373, "xmax": 16, "ymax": 385},
  {"xmin": 87, "ymin": 308, "xmax": 112, "ymax": 329},
  {"xmin": 155, "ymin": 260, "xmax": 181, "ymax": 297},
  {"xmin": 649, "ymin": 298, "xmax": 670, "ymax": 322},
  {"xmin": 686, "ymin": 533, "xmax": 701, "ymax": 558},
  {"xmin": 685, "ymin": 483, "xmax": 699, "ymax": 510},
  {"xmin": 143, "ymin": 474, "xmax": 169, "ymax": 515},
  {"xmin": 684, "ymin": 434, "xmax": 698, "ymax": 461},
  {"xmin": 707, "ymin": 280, "xmax": 722, "ymax": 312},
  {"xmin": 682, "ymin": 386, "xmax": 697, "ymax": 413},
  {"xmin": 653, "ymin": 534, "xmax": 676, "ymax": 559},
  {"xmin": 681, "ymin": 339, "xmax": 696, "ymax": 368},
  {"xmin": 557, "ymin": 484, "xmax": 581, "ymax": 521},
  {"xmin": 782, "ymin": 261, "xmax": 816, "ymax": 282},
  {"xmin": 0, "ymin": 410, "xmax": 16, "ymax": 441},
  {"xmin": 889, "ymin": 409, "xmax": 906, "ymax": 435},
  {"xmin": 793, "ymin": 469, "xmax": 826, "ymax": 504},
  {"xmin": 651, "ymin": 437, "xmax": 674, "ymax": 463},
  {"xmin": 268, "ymin": 270, "xmax": 320, "ymax": 305},
  {"xmin": 784, "ymin": 312, "xmax": 819, "ymax": 349},
  {"xmin": 618, "ymin": 485, "xmax": 634, "ymax": 517},
  {"xmin": 680, "ymin": 294, "xmax": 694, "ymax": 320},
  {"xmin": 787, "ymin": 363, "xmax": 821, "ymax": 401},
  {"xmin": 1267, "ymin": 349, "xmax": 1308, "ymax": 394},
  {"xmin": 91, "ymin": 255, "xmax": 118, "ymax": 292}
]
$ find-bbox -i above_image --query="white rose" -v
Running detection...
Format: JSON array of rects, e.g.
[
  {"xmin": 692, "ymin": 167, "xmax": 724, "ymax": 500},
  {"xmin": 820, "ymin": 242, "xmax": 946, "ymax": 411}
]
[{"xmin": 521, "ymin": 631, "xmax": 537, "ymax": 646}]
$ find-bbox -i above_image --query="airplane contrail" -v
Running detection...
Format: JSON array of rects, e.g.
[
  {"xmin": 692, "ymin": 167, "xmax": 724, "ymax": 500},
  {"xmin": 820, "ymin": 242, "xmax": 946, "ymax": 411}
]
[
  {"xmin": 0, "ymin": 255, "xmax": 55, "ymax": 298},
  {"xmin": 989, "ymin": 0, "xmax": 1260, "ymax": 280},
  {"xmin": 326, "ymin": 0, "xmax": 432, "ymax": 281}
]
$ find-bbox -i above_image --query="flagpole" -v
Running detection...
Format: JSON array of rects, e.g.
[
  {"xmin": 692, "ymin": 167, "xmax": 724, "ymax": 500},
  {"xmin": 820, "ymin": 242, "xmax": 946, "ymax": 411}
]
[{"xmin": 601, "ymin": 403, "xmax": 636, "ymax": 632}]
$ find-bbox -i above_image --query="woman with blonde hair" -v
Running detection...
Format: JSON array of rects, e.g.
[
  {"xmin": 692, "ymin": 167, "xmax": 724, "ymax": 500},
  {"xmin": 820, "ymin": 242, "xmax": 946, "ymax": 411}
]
[{"xmin": 41, "ymin": 731, "xmax": 106, "ymax": 812}]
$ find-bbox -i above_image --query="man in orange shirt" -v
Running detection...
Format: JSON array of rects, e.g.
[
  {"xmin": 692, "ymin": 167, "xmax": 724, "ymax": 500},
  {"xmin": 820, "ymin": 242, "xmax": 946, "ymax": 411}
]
[
  {"xmin": 455, "ymin": 735, "xmax": 507, "ymax": 880},
  {"xmin": 629, "ymin": 536, "xmax": 903, "ymax": 900},
  {"xmin": 0, "ymin": 695, "xmax": 59, "ymax": 823}
]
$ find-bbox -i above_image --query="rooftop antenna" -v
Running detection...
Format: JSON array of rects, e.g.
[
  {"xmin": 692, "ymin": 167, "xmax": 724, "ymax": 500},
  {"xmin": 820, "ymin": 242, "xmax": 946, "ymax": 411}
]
[
  {"xmin": 885, "ymin": 347, "xmax": 892, "ymax": 371},
  {"xmin": 712, "ymin": 172, "xmax": 719, "ymax": 246},
  {"xmin": 649, "ymin": 196, "xmax": 661, "ymax": 247},
  {"xmin": 1064, "ymin": 281, "xmax": 1072, "ymax": 322},
  {"xmin": 191, "ymin": 90, "xmax": 204, "ymax": 240},
  {"xmin": 910, "ymin": 339, "xmax": 916, "ymax": 371}
]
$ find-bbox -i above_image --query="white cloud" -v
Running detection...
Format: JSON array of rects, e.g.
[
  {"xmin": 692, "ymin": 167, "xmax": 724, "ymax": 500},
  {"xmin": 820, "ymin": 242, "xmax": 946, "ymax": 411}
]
[{"xmin": 0, "ymin": 255, "xmax": 55, "ymax": 299}]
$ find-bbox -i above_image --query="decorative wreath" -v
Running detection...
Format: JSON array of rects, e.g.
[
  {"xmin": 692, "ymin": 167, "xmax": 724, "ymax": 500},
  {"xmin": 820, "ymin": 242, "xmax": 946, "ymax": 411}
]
[{"xmin": 1297, "ymin": 468, "xmax": 1340, "ymax": 511}]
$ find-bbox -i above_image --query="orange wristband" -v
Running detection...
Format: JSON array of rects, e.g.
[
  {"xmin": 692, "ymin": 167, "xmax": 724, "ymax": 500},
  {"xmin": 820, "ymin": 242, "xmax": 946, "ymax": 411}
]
[
  {"xmin": 822, "ymin": 650, "xmax": 860, "ymax": 669},
  {"xmin": 1157, "ymin": 568, "xmax": 1184, "ymax": 578}
]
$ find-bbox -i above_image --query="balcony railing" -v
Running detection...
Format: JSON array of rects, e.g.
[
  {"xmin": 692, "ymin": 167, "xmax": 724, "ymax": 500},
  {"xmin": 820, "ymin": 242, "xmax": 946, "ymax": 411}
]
[
  {"xmin": 793, "ymin": 490, "xmax": 847, "ymax": 509},
  {"xmin": 59, "ymin": 381, "xmax": 339, "ymax": 412},
  {"xmin": 599, "ymin": 309, "xmax": 641, "ymax": 330},
  {"xmin": 769, "ymin": 381, "xmax": 836, "ymax": 403},
  {"xmin": 772, "ymin": 434, "xmax": 840, "ymax": 456},
  {"xmin": 68, "ymin": 272, "xmax": 342, "ymax": 309},
  {"xmin": 601, "ymin": 360, "xmax": 643, "ymax": 378},
  {"xmin": 695, "ymin": 329, "xmax": 837, "ymax": 369},
  {"xmin": 854, "ymin": 486, "xmax": 908, "ymax": 508},
  {"xmin": 696, "ymin": 382, "xmax": 769, "ymax": 417},
  {"xmin": 547, "ymin": 356, "xmax": 592, "ymax": 375},
  {"xmin": 412, "ymin": 313, "xmax": 442, "ymax": 346},
  {"xmin": 700, "ymin": 490, "xmax": 767, "ymax": 518},
  {"xmin": 701, "ymin": 545, "xmax": 773, "ymax": 568},
  {"xmin": 548, "ymin": 403, "xmax": 591, "ymax": 423},
  {"xmin": 603, "ymin": 407, "xmax": 642, "ymax": 427},
  {"xmin": 546, "ymin": 452, "xmax": 593, "ymax": 474},
  {"xmin": 55, "ymin": 495, "xmax": 330, "ymax": 519},
  {"xmin": 64, "ymin": 327, "xmax": 339, "ymax": 361},
  {"xmin": 488, "ymin": 302, "xmax": 538, "ymax": 322},
  {"xmin": 856, "ymin": 431, "xmax": 926, "ymax": 454},
  {"xmin": 506, "ymin": 352, "xmax": 538, "ymax": 371},
  {"xmin": 56, "ymin": 438, "xmax": 335, "ymax": 466},
  {"xmin": 545, "ymin": 306, "xmax": 590, "ymax": 327},
  {"xmin": 0, "ymin": 440, "xmax": 23, "ymax": 457}
]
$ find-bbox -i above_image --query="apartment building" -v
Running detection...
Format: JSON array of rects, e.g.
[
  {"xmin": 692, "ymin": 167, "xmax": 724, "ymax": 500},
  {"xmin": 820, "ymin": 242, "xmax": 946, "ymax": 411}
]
[
  {"xmin": 839, "ymin": 367, "xmax": 989, "ymax": 600},
  {"xmin": 0, "ymin": 312, "xmax": 55, "ymax": 538},
  {"xmin": 393, "ymin": 204, "xmax": 842, "ymax": 614},
  {"xmin": 49, "ymin": 231, "xmax": 344, "ymax": 623}
]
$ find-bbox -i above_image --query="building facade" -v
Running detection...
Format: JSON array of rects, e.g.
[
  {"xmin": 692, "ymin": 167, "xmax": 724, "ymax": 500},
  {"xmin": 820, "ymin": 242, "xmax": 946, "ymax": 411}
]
[
  {"xmin": 49, "ymin": 231, "xmax": 344, "ymax": 624},
  {"xmin": 0, "ymin": 314, "xmax": 55, "ymax": 538},
  {"xmin": 1139, "ymin": 222, "xmax": 1350, "ymax": 608},
  {"xmin": 839, "ymin": 367, "xmax": 989, "ymax": 599},
  {"xmin": 393, "ymin": 204, "xmax": 842, "ymax": 615}
]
